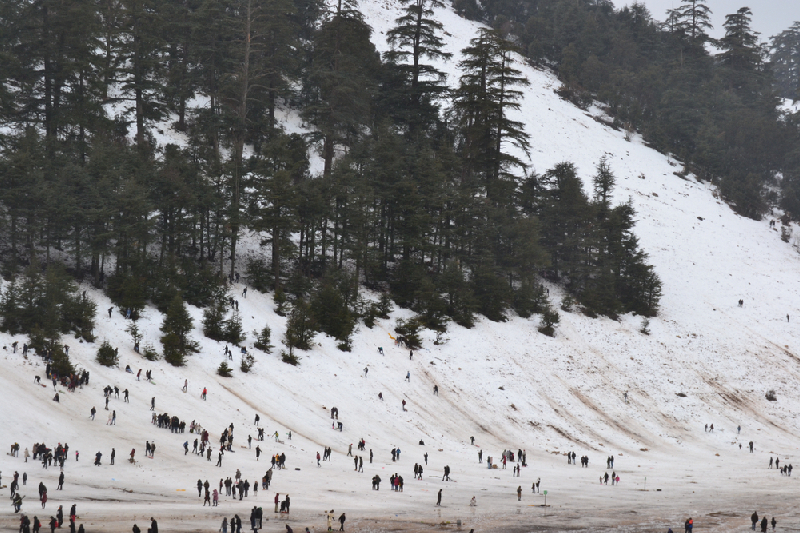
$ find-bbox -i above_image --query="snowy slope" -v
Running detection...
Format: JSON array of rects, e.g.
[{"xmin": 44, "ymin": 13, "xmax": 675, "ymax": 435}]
[{"xmin": 2, "ymin": 1, "xmax": 800, "ymax": 532}]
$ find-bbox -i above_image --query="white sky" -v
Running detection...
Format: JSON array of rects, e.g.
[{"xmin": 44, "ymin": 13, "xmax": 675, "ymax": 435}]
[{"xmin": 628, "ymin": 0, "xmax": 800, "ymax": 40}]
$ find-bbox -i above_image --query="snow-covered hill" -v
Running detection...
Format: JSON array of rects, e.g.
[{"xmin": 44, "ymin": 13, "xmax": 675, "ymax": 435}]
[{"xmin": 1, "ymin": 1, "xmax": 800, "ymax": 532}]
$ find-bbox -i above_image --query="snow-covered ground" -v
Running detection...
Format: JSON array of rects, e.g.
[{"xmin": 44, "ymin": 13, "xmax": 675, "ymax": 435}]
[{"xmin": 2, "ymin": 1, "xmax": 800, "ymax": 532}]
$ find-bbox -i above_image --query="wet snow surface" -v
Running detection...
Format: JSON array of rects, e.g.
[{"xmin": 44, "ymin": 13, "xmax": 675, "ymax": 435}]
[{"xmin": 2, "ymin": 0, "xmax": 800, "ymax": 531}]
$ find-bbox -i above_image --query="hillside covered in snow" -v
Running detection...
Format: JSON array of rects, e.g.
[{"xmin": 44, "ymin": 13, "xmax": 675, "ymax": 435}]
[{"xmin": 1, "ymin": 0, "xmax": 800, "ymax": 531}]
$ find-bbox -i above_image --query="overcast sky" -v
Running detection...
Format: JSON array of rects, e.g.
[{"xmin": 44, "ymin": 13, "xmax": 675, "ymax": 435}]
[{"xmin": 627, "ymin": 0, "xmax": 800, "ymax": 41}]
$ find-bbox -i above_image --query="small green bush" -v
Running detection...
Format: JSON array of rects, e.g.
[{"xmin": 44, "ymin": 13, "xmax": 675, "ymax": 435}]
[
  {"xmin": 538, "ymin": 306, "xmax": 560, "ymax": 337},
  {"xmin": 280, "ymin": 350, "xmax": 299, "ymax": 366},
  {"xmin": 253, "ymin": 325, "xmax": 273, "ymax": 353},
  {"xmin": 240, "ymin": 352, "xmax": 255, "ymax": 373},
  {"xmin": 217, "ymin": 361, "xmax": 233, "ymax": 377},
  {"xmin": 96, "ymin": 340, "xmax": 118, "ymax": 367},
  {"xmin": 141, "ymin": 343, "xmax": 160, "ymax": 361}
]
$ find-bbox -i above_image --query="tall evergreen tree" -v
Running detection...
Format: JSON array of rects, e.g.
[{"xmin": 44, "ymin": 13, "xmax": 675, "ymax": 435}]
[
  {"xmin": 384, "ymin": 0, "xmax": 452, "ymax": 132},
  {"xmin": 302, "ymin": 0, "xmax": 380, "ymax": 178},
  {"xmin": 771, "ymin": 22, "xmax": 800, "ymax": 101},
  {"xmin": 118, "ymin": 0, "xmax": 167, "ymax": 147},
  {"xmin": 674, "ymin": 0, "xmax": 713, "ymax": 42},
  {"xmin": 248, "ymin": 133, "xmax": 307, "ymax": 291},
  {"xmin": 452, "ymin": 28, "xmax": 530, "ymax": 200},
  {"xmin": 160, "ymin": 293, "xmax": 199, "ymax": 366}
]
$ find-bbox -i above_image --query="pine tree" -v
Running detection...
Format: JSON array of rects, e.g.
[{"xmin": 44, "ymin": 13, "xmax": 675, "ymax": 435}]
[
  {"xmin": 311, "ymin": 276, "xmax": 356, "ymax": 348},
  {"xmin": 717, "ymin": 7, "xmax": 764, "ymax": 98},
  {"xmin": 202, "ymin": 296, "xmax": 227, "ymax": 341},
  {"xmin": 302, "ymin": 0, "xmax": 380, "ymax": 178},
  {"xmin": 283, "ymin": 298, "xmax": 317, "ymax": 355},
  {"xmin": 452, "ymin": 28, "xmax": 530, "ymax": 199},
  {"xmin": 161, "ymin": 0, "xmax": 195, "ymax": 131},
  {"xmin": 160, "ymin": 293, "xmax": 199, "ymax": 366},
  {"xmin": 674, "ymin": 0, "xmax": 713, "ymax": 42},
  {"xmin": 539, "ymin": 162, "xmax": 592, "ymax": 290},
  {"xmin": 719, "ymin": 8, "xmax": 760, "ymax": 70},
  {"xmin": 771, "ymin": 23, "xmax": 800, "ymax": 101},
  {"xmin": 254, "ymin": 324, "xmax": 274, "ymax": 353},
  {"xmin": 248, "ymin": 134, "xmax": 307, "ymax": 292},
  {"xmin": 117, "ymin": 0, "xmax": 168, "ymax": 148},
  {"xmin": 225, "ymin": 312, "xmax": 245, "ymax": 345},
  {"xmin": 592, "ymin": 156, "xmax": 615, "ymax": 216},
  {"xmin": 384, "ymin": 0, "xmax": 452, "ymax": 131}
]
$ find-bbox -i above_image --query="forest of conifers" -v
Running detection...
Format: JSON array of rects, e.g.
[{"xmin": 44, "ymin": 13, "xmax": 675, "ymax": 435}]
[
  {"xmin": 2, "ymin": 0, "xmax": 795, "ymax": 358},
  {"xmin": 465, "ymin": 0, "xmax": 800, "ymax": 218}
]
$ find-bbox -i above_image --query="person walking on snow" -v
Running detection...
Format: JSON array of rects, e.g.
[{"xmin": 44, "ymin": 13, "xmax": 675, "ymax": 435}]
[
  {"xmin": 436, "ymin": 489, "xmax": 442, "ymax": 506},
  {"xmin": 517, "ymin": 486, "xmax": 522, "ymax": 501},
  {"xmin": 405, "ymin": 372, "xmax": 410, "ymax": 382}
]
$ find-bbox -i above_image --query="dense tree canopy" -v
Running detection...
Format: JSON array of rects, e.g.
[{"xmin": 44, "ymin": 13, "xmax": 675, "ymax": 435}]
[
  {"xmin": 0, "ymin": 0, "xmax": 683, "ymax": 354},
  {"xmin": 466, "ymin": 0, "xmax": 800, "ymax": 220}
]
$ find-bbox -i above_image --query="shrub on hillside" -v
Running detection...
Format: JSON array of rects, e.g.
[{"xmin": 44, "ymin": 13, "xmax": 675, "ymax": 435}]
[
  {"xmin": 240, "ymin": 352, "xmax": 255, "ymax": 373},
  {"xmin": 280, "ymin": 350, "xmax": 299, "ymax": 366},
  {"xmin": 141, "ymin": 343, "xmax": 160, "ymax": 361},
  {"xmin": 96, "ymin": 340, "xmax": 118, "ymax": 367},
  {"xmin": 253, "ymin": 325, "xmax": 273, "ymax": 353},
  {"xmin": 538, "ymin": 306, "xmax": 560, "ymax": 337},
  {"xmin": 217, "ymin": 361, "xmax": 233, "ymax": 377}
]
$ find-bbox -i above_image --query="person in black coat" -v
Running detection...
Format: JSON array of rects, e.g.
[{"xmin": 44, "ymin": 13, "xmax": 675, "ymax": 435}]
[{"xmin": 148, "ymin": 517, "xmax": 158, "ymax": 533}]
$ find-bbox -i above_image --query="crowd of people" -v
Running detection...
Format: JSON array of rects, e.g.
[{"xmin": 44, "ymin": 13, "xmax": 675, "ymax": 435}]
[{"xmin": 2, "ymin": 319, "xmax": 790, "ymax": 533}]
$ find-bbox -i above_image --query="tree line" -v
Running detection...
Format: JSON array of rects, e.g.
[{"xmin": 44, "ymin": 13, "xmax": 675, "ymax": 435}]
[{"xmin": 0, "ymin": 0, "xmax": 661, "ymax": 363}]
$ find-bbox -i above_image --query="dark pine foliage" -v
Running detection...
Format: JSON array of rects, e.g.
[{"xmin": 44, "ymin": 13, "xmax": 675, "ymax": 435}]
[{"xmin": 0, "ymin": 0, "xmax": 691, "ymax": 353}]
